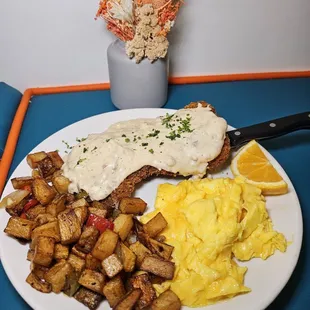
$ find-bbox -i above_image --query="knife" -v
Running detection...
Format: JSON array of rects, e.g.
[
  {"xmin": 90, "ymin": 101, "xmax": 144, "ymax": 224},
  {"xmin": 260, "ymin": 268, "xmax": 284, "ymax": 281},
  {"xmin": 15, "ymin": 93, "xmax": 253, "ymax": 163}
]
[{"xmin": 227, "ymin": 111, "xmax": 310, "ymax": 149}]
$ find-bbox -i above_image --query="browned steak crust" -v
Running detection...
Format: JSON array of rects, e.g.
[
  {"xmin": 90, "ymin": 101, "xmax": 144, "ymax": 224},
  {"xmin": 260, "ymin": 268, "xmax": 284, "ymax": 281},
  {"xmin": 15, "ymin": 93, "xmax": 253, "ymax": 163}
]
[{"xmin": 101, "ymin": 102, "xmax": 231, "ymax": 208}]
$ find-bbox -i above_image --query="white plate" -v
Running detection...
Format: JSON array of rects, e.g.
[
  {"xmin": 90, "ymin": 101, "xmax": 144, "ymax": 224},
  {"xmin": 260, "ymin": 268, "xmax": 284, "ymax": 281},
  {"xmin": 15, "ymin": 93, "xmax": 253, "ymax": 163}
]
[{"xmin": 0, "ymin": 109, "xmax": 303, "ymax": 310}]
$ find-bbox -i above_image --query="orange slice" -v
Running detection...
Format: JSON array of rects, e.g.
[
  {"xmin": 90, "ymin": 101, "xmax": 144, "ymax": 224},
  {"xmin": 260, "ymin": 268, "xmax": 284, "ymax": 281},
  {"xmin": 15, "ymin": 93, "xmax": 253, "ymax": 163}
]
[{"xmin": 231, "ymin": 140, "xmax": 288, "ymax": 195}]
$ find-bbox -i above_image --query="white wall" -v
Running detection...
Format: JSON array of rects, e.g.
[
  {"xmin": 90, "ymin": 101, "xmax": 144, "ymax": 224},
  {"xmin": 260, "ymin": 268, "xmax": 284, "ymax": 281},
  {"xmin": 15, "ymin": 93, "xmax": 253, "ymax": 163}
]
[{"xmin": 0, "ymin": 0, "xmax": 310, "ymax": 92}]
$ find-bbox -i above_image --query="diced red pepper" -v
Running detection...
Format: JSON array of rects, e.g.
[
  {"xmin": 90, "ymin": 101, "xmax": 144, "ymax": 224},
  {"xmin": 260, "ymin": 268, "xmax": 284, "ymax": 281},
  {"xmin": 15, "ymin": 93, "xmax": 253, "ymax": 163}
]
[
  {"xmin": 20, "ymin": 213, "xmax": 27, "ymax": 219},
  {"xmin": 86, "ymin": 213, "xmax": 114, "ymax": 234},
  {"xmin": 22, "ymin": 185, "xmax": 32, "ymax": 193},
  {"xmin": 23, "ymin": 199, "xmax": 39, "ymax": 212}
]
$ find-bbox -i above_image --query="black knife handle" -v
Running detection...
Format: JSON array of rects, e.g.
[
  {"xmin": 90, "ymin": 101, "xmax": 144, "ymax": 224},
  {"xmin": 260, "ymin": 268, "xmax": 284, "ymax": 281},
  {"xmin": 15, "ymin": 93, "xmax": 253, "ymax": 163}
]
[{"xmin": 227, "ymin": 112, "xmax": 310, "ymax": 149}]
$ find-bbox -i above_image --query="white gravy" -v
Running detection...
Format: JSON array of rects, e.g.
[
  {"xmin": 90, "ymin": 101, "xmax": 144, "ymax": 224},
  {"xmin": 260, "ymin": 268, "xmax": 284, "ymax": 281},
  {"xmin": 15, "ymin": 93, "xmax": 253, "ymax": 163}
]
[{"xmin": 62, "ymin": 106, "xmax": 227, "ymax": 201}]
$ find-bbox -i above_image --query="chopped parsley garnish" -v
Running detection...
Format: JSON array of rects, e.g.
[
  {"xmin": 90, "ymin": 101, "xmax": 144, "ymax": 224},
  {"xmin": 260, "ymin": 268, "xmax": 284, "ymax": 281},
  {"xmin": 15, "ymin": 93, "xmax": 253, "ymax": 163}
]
[
  {"xmin": 106, "ymin": 139, "xmax": 111, "ymax": 142},
  {"xmin": 83, "ymin": 147, "xmax": 88, "ymax": 153},
  {"xmin": 125, "ymin": 138, "xmax": 130, "ymax": 143},
  {"xmin": 149, "ymin": 149, "xmax": 154, "ymax": 154},
  {"xmin": 76, "ymin": 158, "xmax": 86, "ymax": 165},
  {"xmin": 138, "ymin": 136, "xmax": 142, "ymax": 140},
  {"xmin": 166, "ymin": 130, "xmax": 181, "ymax": 140},
  {"xmin": 92, "ymin": 146, "xmax": 98, "ymax": 151},
  {"xmin": 62, "ymin": 140, "xmax": 72, "ymax": 149},
  {"xmin": 122, "ymin": 134, "xmax": 126, "ymax": 137},
  {"xmin": 161, "ymin": 113, "xmax": 174, "ymax": 129},
  {"xmin": 160, "ymin": 142, "xmax": 164, "ymax": 146},
  {"xmin": 147, "ymin": 130, "xmax": 160, "ymax": 138},
  {"xmin": 142, "ymin": 143, "xmax": 148, "ymax": 146},
  {"xmin": 76, "ymin": 137, "xmax": 87, "ymax": 143}
]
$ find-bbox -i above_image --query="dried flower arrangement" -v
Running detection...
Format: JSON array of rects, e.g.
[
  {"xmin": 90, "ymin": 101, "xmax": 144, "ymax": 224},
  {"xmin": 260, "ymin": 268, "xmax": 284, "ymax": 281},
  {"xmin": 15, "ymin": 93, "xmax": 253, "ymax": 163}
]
[{"xmin": 96, "ymin": 0, "xmax": 182, "ymax": 63}]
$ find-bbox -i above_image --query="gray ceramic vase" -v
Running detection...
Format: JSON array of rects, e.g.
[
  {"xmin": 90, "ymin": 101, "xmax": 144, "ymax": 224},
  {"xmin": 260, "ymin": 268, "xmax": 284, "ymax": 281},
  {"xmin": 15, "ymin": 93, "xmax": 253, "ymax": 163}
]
[{"xmin": 107, "ymin": 39, "xmax": 169, "ymax": 110}]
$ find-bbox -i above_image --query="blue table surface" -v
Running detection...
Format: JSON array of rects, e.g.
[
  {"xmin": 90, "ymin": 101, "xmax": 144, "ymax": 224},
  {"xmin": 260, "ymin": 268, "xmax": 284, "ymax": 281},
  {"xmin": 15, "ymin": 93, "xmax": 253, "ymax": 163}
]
[{"xmin": 0, "ymin": 78, "xmax": 309, "ymax": 309}]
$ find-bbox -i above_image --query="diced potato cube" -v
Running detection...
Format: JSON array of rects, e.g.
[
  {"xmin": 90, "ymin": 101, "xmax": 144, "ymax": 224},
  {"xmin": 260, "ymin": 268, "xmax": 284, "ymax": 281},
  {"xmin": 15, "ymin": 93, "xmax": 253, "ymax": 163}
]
[
  {"xmin": 119, "ymin": 197, "xmax": 147, "ymax": 215},
  {"xmin": 114, "ymin": 289, "xmax": 141, "ymax": 310},
  {"xmin": 72, "ymin": 245, "xmax": 87, "ymax": 259},
  {"xmin": 26, "ymin": 272, "xmax": 51, "ymax": 293},
  {"xmin": 88, "ymin": 207, "xmax": 107, "ymax": 218},
  {"xmin": 44, "ymin": 260, "xmax": 74, "ymax": 293},
  {"xmin": 73, "ymin": 206, "xmax": 88, "ymax": 226},
  {"xmin": 26, "ymin": 205, "xmax": 46, "ymax": 220},
  {"xmin": 102, "ymin": 254, "xmax": 123, "ymax": 278},
  {"xmin": 72, "ymin": 198, "xmax": 89, "ymax": 209},
  {"xmin": 4, "ymin": 217, "xmax": 36, "ymax": 240},
  {"xmin": 92, "ymin": 229, "xmax": 118, "ymax": 261},
  {"xmin": 31, "ymin": 221, "xmax": 60, "ymax": 242},
  {"xmin": 113, "ymin": 214, "xmax": 133, "ymax": 241},
  {"xmin": 31, "ymin": 264, "xmax": 49, "ymax": 280},
  {"xmin": 103, "ymin": 275, "xmax": 126, "ymax": 307},
  {"xmin": 74, "ymin": 287, "xmax": 103, "ymax": 310},
  {"xmin": 54, "ymin": 244, "xmax": 69, "ymax": 261},
  {"xmin": 37, "ymin": 157, "xmax": 56, "ymax": 178},
  {"xmin": 68, "ymin": 254, "xmax": 86, "ymax": 274},
  {"xmin": 27, "ymin": 249, "xmax": 35, "ymax": 261},
  {"xmin": 76, "ymin": 226, "xmax": 99, "ymax": 254},
  {"xmin": 151, "ymin": 290, "xmax": 181, "ymax": 310},
  {"xmin": 131, "ymin": 273, "xmax": 156, "ymax": 309},
  {"xmin": 32, "ymin": 177, "xmax": 56, "ymax": 205},
  {"xmin": 85, "ymin": 254, "xmax": 102, "ymax": 271},
  {"xmin": 58, "ymin": 209, "xmax": 81, "ymax": 245},
  {"xmin": 78, "ymin": 269, "xmax": 105, "ymax": 294},
  {"xmin": 27, "ymin": 152, "xmax": 48, "ymax": 169},
  {"xmin": 119, "ymin": 242, "xmax": 136, "ymax": 272},
  {"xmin": 129, "ymin": 241, "xmax": 151, "ymax": 267},
  {"xmin": 1, "ymin": 190, "xmax": 30, "ymax": 216},
  {"xmin": 33, "ymin": 236, "xmax": 55, "ymax": 267},
  {"xmin": 47, "ymin": 151, "xmax": 64, "ymax": 169},
  {"xmin": 11, "ymin": 177, "xmax": 33, "ymax": 190},
  {"xmin": 52, "ymin": 175, "xmax": 70, "ymax": 194},
  {"xmin": 143, "ymin": 212, "xmax": 167, "ymax": 237},
  {"xmin": 46, "ymin": 194, "xmax": 66, "ymax": 217},
  {"xmin": 34, "ymin": 213, "xmax": 57, "ymax": 226},
  {"xmin": 140, "ymin": 256, "xmax": 175, "ymax": 280}
]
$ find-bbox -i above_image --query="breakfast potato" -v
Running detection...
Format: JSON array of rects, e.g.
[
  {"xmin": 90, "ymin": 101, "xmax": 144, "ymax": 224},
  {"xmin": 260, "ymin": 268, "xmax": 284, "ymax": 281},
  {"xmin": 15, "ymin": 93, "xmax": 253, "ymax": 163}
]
[
  {"xmin": 58, "ymin": 209, "xmax": 81, "ymax": 244},
  {"xmin": 35, "ymin": 214, "xmax": 57, "ymax": 226},
  {"xmin": 26, "ymin": 205, "xmax": 46, "ymax": 220},
  {"xmin": 27, "ymin": 249, "xmax": 35, "ymax": 261},
  {"xmin": 74, "ymin": 287, "xmax": 103, "ymax": 310},
  {"xmin": 4, "ymin": 217, "xmax": 36, "ymax": 240},
  {"xmin": 37, "ymin": 157, "xmax": 57, "ymax": 178},
  {"xmin": 26, "ymin": 272, "xmax": 52, "ymax": 293},
  {"xmin": 113, "ymin": 214, "xmax": 134, "ymax": 241},
  {"xmin": 129, "ymin": 241, "xmax": 151, "ymax": 267},
  {"xmin": 151, "ymin": 290, "xmax": 181, "ymax": 310},
  {"xmin": 76, "ymin": 226, "xmax": 100, "ymax": 254},
  {"xmin": 68, "ymin": 253, "xmax": 86, "ymax": 274},
  {"xmin": 44, "ymin": 260, "xmax": 74, "ymax": 293},
  {"xmin": 54, "ymin": 244, "xmax": 69, "ymax": 261},
  {"xmin": 114, "ymin": 289, "xmax": 142, "ymax": 310},
  {"xmin": 92, "ymin": 229, "xmax": 118, "ymax": 261},
  {"xmin": 72, "ymin": 245, "xmax": 87, "ymax": 259},
  {"xmin": 119, "ymin": 242, "xmax": 136, "ymax": 272},
  {"xmin": 27, "ymin": 152, "xmax": 48, "ymax": 169},
  {"xmin": 72, "ymin": 198, "xmax": 89, "ymax": 209},
  {"xmin": 11, "ymin": 177, "xmax": 33, "ymax": 190},
  {"xmin": 73, "ymin": 205, "xmax": 88, "ymax": 226},
  {"xmin": 88, "ymin": 207, "xmax": 107, "ymax": 218},
  {"xmin": 32, "ymin": 177, "xmax": 56, "ymax": 205},
  {"xmin": 78, "ymin": 269, "xmax": 105, "ymax": 294},
  {"xmin": 102, "ymin": 254, "xmax": 123, "ymax": 278},
  {"xmin": 32, "ymin": 169, "xmax": 41, "ymax": 178},
  {"xmin": 143, "ymin": 212, "xmax": 167, "ymax": 237},
  {"xmin": 103, "ymin": 275, "xmax": 126, "ymax": 307},
  {"xmin": 32, "ymin": 236, "xmax": 55, "ymax": 267},
  {"xmin": 131, "ymin": 273, "xmax": 156, "ymax": 309},
  {"xmin": 46, "ymin": 194, "xmax": 66, "ymax": 217},
  {"xmin": 139, "ymin": 233, "xmax": 173, "ymax": 261},
  {"xmin": 31, "ymin": 220, "xmax": 61, "ymax": 242},
  {"xmin": 52, "ymin": 175, "xmax": 70, "ymax": 194},
  {"xmin": 85, "ymin": 254, "xmax": 102, "ymax": 271},
  {"xmin": 31, "ymin": 264, "xmax": 49, "ymax": 280},
  {"xmin": 119, "ymin": 197, "xmax": 147, "ymax": 215},
  {"xmin": 47, "ymin": 151, "xmax": 64, "ymax": 169},
  {"xmin": 140, "ymin": 256, "xmax": 175, "ymax": 280},
  {"xmin": 64, "ymin": 270, "xmax": 80, "ymax": 297}
]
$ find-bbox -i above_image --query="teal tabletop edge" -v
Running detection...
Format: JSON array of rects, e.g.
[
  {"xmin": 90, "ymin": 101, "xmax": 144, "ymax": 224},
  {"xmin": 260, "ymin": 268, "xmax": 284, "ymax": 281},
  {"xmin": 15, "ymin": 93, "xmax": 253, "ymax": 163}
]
[{"xmin": 0, "ymin": 78, "xmax": 309, "ymax": 309}]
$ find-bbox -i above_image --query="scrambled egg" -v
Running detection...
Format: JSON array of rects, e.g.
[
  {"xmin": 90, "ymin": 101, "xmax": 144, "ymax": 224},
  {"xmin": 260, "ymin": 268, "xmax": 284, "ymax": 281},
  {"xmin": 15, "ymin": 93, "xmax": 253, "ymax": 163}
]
[{"xmin": 141, "ymin": 177, "xmax": 287, "ymax": 307}]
